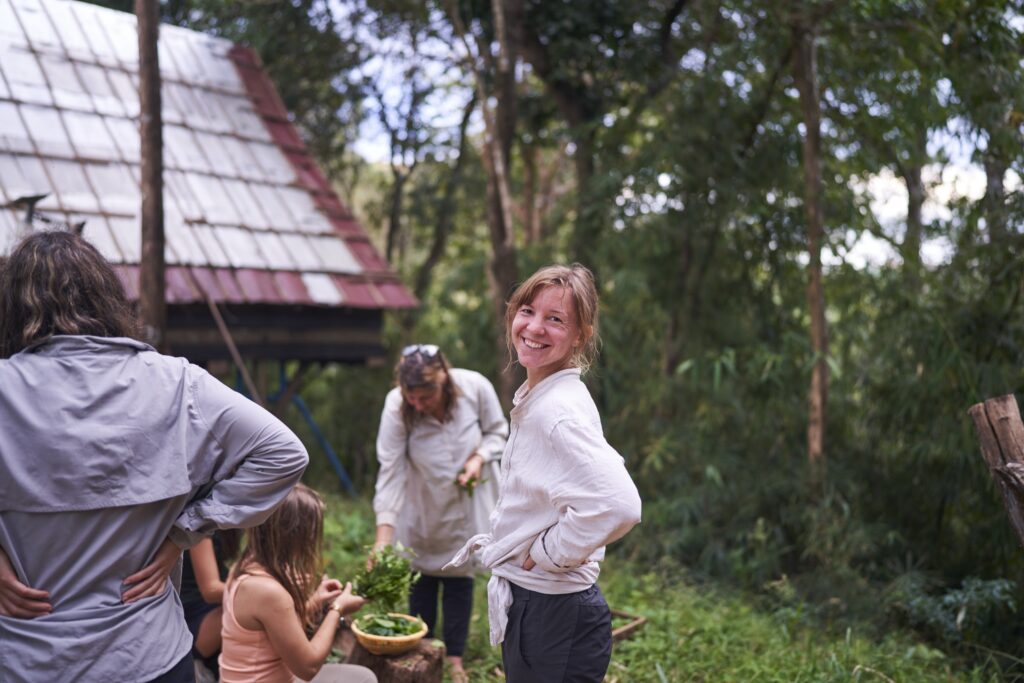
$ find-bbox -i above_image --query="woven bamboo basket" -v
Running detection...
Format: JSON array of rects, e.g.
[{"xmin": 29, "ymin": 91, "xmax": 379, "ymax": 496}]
[{"xmin": 351, "ymin": 613, "xmax": 428, "ymax": 656}]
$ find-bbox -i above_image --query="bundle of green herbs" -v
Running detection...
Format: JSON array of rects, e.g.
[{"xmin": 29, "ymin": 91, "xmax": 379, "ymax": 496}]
[
  {"xmin": 352, "ymin": 543, "xmax": 423, "ymax": 636},
  {"xmin": 454, "ymin": 473, "xmax": 488, "ymax": 497}
]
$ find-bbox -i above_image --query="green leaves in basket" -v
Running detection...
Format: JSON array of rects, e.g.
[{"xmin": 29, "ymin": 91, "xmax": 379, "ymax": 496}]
[
  {"xmin": 356, "ymin": 613, "xmax": 425, "ymax": 637},
  {"xmin": 353, "ymin": 543, "xmax": 420, "ymax": 614}
]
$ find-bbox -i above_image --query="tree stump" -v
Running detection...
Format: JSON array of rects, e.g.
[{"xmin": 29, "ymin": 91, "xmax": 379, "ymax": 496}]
[
  {"xmin": 968, "ymin": 394, "xmax": 1024, "ymax": 548},
  {"xmin": 334, "ymin": 627, "xmax": 445, "ymax": 683}
]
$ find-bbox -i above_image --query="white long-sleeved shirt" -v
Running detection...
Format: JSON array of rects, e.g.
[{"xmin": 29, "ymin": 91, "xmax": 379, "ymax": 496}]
[
  {"xmin": 373, "ymin": 368, "xmax": 508, "ymax": 575},
  {"xmin": 446, "ymin": 367, "xmax": 641, "ymax": 643}
]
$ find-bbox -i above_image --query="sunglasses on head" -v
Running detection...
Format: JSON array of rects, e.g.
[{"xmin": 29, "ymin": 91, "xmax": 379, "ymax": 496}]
[{"xmin": 402, "ymin": 344, "xmax": 440, "ymax": 358}]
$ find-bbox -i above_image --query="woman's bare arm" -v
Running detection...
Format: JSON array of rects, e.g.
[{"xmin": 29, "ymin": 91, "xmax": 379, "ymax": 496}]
[
  {"xmin": 189, "ymin": 538, "xmax": 225, "ymax": 604},
  {"xmin": 235, "ymin": 576, "xmax": 364, "ymax": 681}
]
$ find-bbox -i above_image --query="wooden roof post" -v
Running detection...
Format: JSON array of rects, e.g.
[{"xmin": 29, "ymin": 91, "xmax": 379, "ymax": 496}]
[
  {"xmin": 136, "ymin": 0, "xmax": 166, "ymax": 351},
  {"xmin": 968, "ymin": 394, "xmax": 1024, "ymax": 549}
]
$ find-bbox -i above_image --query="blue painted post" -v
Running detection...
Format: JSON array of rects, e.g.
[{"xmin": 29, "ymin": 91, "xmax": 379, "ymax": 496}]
[{"xmin": 290, "ymin": 393, "xmax": 356, "ymax": 496}]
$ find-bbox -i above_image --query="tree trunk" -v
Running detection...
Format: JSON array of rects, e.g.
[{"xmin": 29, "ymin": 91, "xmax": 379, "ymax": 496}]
[
  {"xmin": 968, "ymin": 395, "xmax": 1024, "ymax": 551},
  {"xmin": 401, "ymin": 93, "xmax": 477, "ymax": 337},
  {"xmin": 414, "ymin": 94, "xmax": 476, "ymax": 302},
  {"xmin": 792, "ymin": 23, "xmax": 828, "ymax": 488},
  {"xmin": 983, "ymin": 154, "xmax": 1007, "ymax": 242},
  {"xmin": 482, "ymin": 142, "xmax": 520, "ymax": 405},
  {"xmin": 521, "ymin": 143, "xmax": 538, "ymax": 244},
  {"xmin": 569, "ymin": 130, "xmax": 598, "ymax": 267},
  {"xmin": 337, "ymin": 630, "xmax": 446, "ymax": 683},
  {"xmin": 663, "ymin": 228, "xmax": 693, "ymax": 376},
  {"xmin": 446, "ymin": 0, "xmax": 521, "ymax": 405},
  {"xmin": 137, "ymin": 0, "xmax": 166, "ymax": 351},
  {"xmin": 385, "ymin": 171, "xmax": 406, "ymax": 266},
  {"xmin": 535, "ymin": 145, "xmax": 567, "ymax": 242},
  {"xmin": 901, "ymin": 161, "xmax": 924, "ymax": 272}
]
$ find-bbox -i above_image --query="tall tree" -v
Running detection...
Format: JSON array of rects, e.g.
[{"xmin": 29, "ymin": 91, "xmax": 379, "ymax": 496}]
[
  {"xmin": 136, "ymin": 0, "xmax": 166, "ymax": 351},
  {"xmin": 445, "ymin": 0, "xmax": 522, "ymax": 404},
  {"xmin": 791, "ymin": 6, "xmax": 828, "ymax": 486},
  {"xmin": 518, "ymin": 0, "xmax": 693, "ymax": 269}
]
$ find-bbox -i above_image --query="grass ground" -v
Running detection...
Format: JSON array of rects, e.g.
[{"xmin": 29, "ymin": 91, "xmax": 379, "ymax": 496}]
[{"xmin": 319, "ymin": 493, "xmax": 997, "ymax": 682}]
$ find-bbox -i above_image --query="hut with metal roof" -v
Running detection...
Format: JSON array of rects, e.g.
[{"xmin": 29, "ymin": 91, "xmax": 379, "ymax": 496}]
[{"xmin": 0, "ymin": 0, "xmax": 415, "ymax": 370}]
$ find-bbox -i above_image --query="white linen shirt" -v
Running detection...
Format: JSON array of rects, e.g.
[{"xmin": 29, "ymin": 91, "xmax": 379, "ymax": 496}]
[
  {"xmin": 373, "ymin": 368, "xmax": 508, "ymax": 575},
  {"xmin": 446, "ymin": 367, "xmax": 642, "ymax": 644}
]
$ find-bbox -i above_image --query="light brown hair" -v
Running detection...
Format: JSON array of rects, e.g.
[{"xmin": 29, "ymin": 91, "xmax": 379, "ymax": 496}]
[
  {"xmin": 0, "ymin": 231, "xmax": 139, "ymax": 358},
  {"xmin": 233, "ymin": 484, "xmax": 325, "ymax": 629},
  {"xmin": 396, "ymin": 347, "xmax": 458, "ymax": 427},
  {"xmin": 505, "ymin": 263, "xmax": 600, "ymax": 374}
]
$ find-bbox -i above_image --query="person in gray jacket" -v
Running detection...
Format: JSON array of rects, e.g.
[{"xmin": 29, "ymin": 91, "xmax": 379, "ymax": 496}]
[{"xmin": 0, "ymin": 231, "xmax": 309, "ymax": 683}]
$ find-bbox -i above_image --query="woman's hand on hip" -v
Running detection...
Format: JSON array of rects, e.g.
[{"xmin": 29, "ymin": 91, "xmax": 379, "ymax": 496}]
[
  {"xmin": 0, "ymin": 546, "xmax": 51, "ymax": 618},
  {"xmin": 122, "ymin": 537, "xmax": 180, "ymax": 603}
]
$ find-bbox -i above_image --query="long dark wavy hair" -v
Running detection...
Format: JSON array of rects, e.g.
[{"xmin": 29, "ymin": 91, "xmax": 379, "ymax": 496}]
[{"xmin": 0, "ymin": 231, "xmax": 139, "ymax": 358}]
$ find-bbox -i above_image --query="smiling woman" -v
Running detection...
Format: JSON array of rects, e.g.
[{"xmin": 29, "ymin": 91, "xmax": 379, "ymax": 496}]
[
  {"xmin": 506, "ymin": 264, "xmax": 601, "ymax": 384},
  {"xmin": 447, "ymin": 263, "xmax": 642, "ymax": 683},
  {"xmin": 511, "ymin": 286, "xmax": 584, "ymax": 387}
]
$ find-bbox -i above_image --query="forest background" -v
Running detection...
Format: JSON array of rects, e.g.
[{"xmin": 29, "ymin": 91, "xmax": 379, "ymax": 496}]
[{"xmin": 93, "ymin": 0, "xmax": 1024, "ymax": 678}]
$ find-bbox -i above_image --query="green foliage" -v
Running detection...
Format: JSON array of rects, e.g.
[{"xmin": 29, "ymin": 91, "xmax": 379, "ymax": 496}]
[
  {"xmin": 352, "ymin": 543, "xmax": 420, "ymax": 615},
  {"xmin": 319, "ymin": 497, "xmax": 1004, "ymax": 680},
  {"xmin": 599, "ymin": 558, "xmax": 992, "ymax": 683},
  {"xmin": 354, "ymin": 613, "xmax": 425, "ymax": 636},
  {"xmin": 886, "ymin": 574, "xmax": 1018, "ymax": 647},
  {"xmin": 131, "ymin": 0, "xmax": 1024, "ymax": 670}
]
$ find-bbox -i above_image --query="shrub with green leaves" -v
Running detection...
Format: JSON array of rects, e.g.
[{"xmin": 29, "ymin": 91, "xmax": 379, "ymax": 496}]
[{"xmin": 352, "ymin": 543, "xmax": 420, "ymax": 614}]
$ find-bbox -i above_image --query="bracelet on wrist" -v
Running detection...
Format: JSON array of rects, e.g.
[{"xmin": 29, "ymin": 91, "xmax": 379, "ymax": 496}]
[{"xmin": 329, "ymin": 603, "xmax": 346, "ymax": 623}]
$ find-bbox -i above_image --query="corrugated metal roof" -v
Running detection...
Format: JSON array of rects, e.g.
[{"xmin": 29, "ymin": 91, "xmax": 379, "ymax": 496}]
[{"xmin": 0, "ymin": 0, "xmax": 415, "ymax": 310}]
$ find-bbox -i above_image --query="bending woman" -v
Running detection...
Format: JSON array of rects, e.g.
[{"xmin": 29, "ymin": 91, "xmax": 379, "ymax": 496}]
[
  {"xmin": 0, "ymin": 231, "xmax": 308, "ymax": 682},
  {"xmin": 372, "ymin": 345, "xmax": 508, "ymax": 680},
  {"xmin": 447, "ymin": 264, "xmax": 642, "ymax": 683}
]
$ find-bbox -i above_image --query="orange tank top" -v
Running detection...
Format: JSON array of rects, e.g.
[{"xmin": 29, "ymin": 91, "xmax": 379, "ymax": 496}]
[{"xmin": 219, "ymin": 571, "xmax": 293, "ymax": 683}]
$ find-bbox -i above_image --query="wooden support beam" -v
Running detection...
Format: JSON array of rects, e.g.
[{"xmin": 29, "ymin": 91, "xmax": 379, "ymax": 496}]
[
  {"xmin": 272, "ymin": 361, "xmax": 316, "ymax": 417},
  {"xmin": 136, "ymin": 0, "xmax": 166, "ymax": 351},
  {"xmin": 206, "ymin": 295, "xmax": 262, "ymax": 406},
  {"xmin": 968, "ymin": 394, "xmax": 1024, "ymax": 549}
]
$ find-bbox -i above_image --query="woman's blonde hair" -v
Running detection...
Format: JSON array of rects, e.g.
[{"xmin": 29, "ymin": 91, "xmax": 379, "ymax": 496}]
[
  {"xmin": 234, "ymin": 484, "xmax": 325, "ymax": 630},
  {"xmin": 505, "ymin": 263, "xmax": 600, "ymax": 374}
]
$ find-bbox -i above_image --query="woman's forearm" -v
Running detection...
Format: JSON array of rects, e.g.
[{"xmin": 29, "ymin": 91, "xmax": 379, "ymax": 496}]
[
  {"xmin": 314, "ymin": 609, "xmax": 342, "ymax": 657},
  {"xmin": 374, "ymin": 524, "xmax": 395, "ymax": 548}
]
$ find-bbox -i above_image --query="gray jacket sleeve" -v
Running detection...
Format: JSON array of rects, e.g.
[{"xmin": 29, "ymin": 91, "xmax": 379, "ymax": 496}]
[{"xmin": 168, "ymin": 367, "xmax": 308, "ymax": 549}]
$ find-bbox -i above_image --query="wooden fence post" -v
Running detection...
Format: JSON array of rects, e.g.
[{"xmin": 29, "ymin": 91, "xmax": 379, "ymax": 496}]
[{"xmin": 968, "ymin": 394, "xmax": 1024, "ymax": 549}]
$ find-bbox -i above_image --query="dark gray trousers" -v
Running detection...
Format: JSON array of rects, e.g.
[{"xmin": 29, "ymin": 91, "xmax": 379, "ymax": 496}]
[
  {"xmin": 502, "ymin": 582, "xmax": 612, "ymax": 683},
  {"xmin": 408, "ymin": 573, "xmax": 474, "ymax": 657}
]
